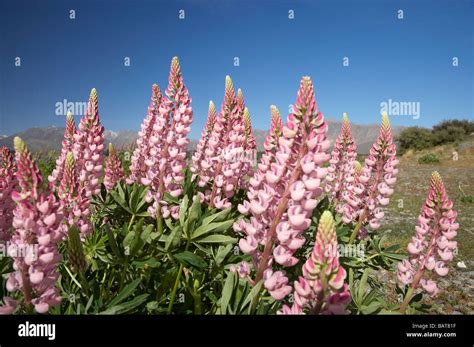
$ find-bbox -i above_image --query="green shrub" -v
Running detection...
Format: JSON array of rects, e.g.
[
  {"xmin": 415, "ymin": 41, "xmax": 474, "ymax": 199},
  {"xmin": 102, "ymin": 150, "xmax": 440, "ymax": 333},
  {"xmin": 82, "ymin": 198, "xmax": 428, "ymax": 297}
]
[
  {"xmin": 460, "ymin": 195, "xmax": 474, "ymax": 204},
  {"xmin": 398, "ymin": 127, "xmax": 433, "ymax": 154},
  {"xmin": 397, "ymin": 119, "xmax": 474, "ymax": 154},
  {"xmin": 418, "ymin": 153, "xmax": 440, "ymax": 164}
]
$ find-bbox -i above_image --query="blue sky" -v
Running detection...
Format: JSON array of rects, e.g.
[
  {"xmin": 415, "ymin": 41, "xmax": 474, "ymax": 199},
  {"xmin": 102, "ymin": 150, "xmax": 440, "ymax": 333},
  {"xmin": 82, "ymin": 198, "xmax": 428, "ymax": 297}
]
[{"xmin": 0, "ymin": 0, "xmax": 473, "ymax": 138}]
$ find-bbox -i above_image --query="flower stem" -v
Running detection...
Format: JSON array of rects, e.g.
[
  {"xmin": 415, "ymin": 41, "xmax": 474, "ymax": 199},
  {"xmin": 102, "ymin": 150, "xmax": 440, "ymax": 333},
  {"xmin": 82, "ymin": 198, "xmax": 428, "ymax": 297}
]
[
  {"xmin": 79, "ymin": 271, "xmax": 91, "ymax": 297},
  {"xmin": 399, "ymin": 270, "xmax": 424, "ymax": 314},
  {"xmin": 127, "ymin": 214, "xmax": 136, "ymax": 231},
  {"xmin": 156, "ymin": 211, "xmax": 164, "ymax": 235},
  {"xmin": 348, "ymin": 211, "xmax": 366, "ymax": 244},
  {"xmin": 167, "ymin": 263, "xmax": 184, "ymax": 314},
  {"xmin": 166, "ymin": 241, "xmax": 190, "ymax": 314},
  {"xmin": 399, "ymin": 286, "xmax": 414, "ymax": 314}
]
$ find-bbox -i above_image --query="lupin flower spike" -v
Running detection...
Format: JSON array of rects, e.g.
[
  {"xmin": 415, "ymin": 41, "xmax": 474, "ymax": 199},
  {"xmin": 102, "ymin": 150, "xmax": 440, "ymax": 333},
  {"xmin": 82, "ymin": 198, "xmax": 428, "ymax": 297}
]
[
  {"xmin": 191, "ymin": 100, "xmax": 217, "ymax": 187},
  {"xmin": 243, "ymin": 106, "xmax": 283, "ymax": 204},
  {"xmin": 0, "ymin": 147, "xmax": 16, "ymax": 241},
  {"xmin": 280, "ymin": 211, "xmax": 351, "ymax": 314},
  {"xmin": 398, "ymin": 172, "xmax": 458, "ymax": 313},
  {"xmin": 69, "ymin": 88, "xmax": 104, "ymax": 238},
  {"xmin": 345, "ymin": 112, "xmax": 398, "ymax": 243},
  {"xmin": 127, "ymin": 84, "xmax": 162, "ymax": 185},
  {"xmin": 48, "ymin": 112, "xmax": 76, "ymax": 187},
  {"xmin": 58, "ymin": 152, "xmax": 91, "ymax": 236},
  {"xmin": 239, "ymin": 107, "xmax": 257, "ymax": 189},
  {"xmin": 204, "ymin": 77, "xmax": 251, "ymax": 209},
  {"xmin": 234, "ymin": 76, "xmax": 330, "ymax": 301},
  {"xmin": 73, "ymin": 88, "xmax": 105, "ymax": 198},
  {"xmin": 104, "ymin": 143, "xmax": 125, "ymax": 191},
  {"xmin": 145, "ymin": 57, "xmax": 193, "ymax": 220},
  {"xmin": 325, "ymin": 113, "xmax": 357, "ymax": 212},
  {"xmin": 67, "ymin": 226, "xmax": 87, "ymax": 273},
  {"xmin": 4, "ymin": 137, "xmax": 63, "ymax": 314}
]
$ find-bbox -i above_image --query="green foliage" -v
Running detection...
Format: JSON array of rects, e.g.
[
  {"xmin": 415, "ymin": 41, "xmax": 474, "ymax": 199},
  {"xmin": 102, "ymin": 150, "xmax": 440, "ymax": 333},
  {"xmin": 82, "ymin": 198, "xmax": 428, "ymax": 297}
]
[
  {"xmin": 398, "ymin": 127, "xmax": 433, "ymax": 154},
  {"xmin": 460, "ymin": 195, "xmax": 474, "ymax": 204},
  {"xmin": 397, "ymin": 119, "xmax": 474, "ymax": 154},
  {"xmin": 33, "ymin": 150, "xmax": 58, "ymax": 181},
  {"xmin": 418, "ymin": 153, "xmax": 440, "ymax": 164},
  {"xmin": 432, "ymin": 119, "xmax": 474, "ymax": 138}
]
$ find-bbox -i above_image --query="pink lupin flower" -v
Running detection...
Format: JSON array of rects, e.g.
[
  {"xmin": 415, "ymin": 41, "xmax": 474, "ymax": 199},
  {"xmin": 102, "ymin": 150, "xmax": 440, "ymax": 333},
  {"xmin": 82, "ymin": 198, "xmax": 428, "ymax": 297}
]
[
  {"xmin": 204, "ymin": 79, "xmax": 252, "ymax": 209},
  {"xmin": 238, "ymin": 106, "xmax": 283, "ymax": 216},
  {"xmin": 325, "ymin": 113, "xmax": 357, "ymax": 213},
  {"xmin": 239, "ymin": 107, "xmax": 257, "ymax": 189},
  {"xmin": 58, "ymin": 152, "xmax": 91, "ymax": 237},
  {"xmin": 235, "ymin": 76, "xmax": 330, "ymax": 301},
  {"xmin": 104, "ymin": 143, "xmax": 125, "ymax": 191},
  {"xmin": 127, "ymin": 84, "xmax": 162, "ymax": 185},
  {"xmin": 145, "ymin": 57, "xmax": 193, "ymax": 219},
  {"xmin": 198, "ymin": 77, "xmax": 236, "ymax": 208},
  {"xmin": 398, "ymin": 172, "xmax": 458, "ymax": 312},
  {"xmin": 191, "ymin": 100, "xmax": 217, "ymax": 188},
  {"xmin": 345, "ymin": 112, "xmax": 398, "ymax": 243},
  {"xmin": 4, "ymin": 137, "xmax": 62, "ymax": 314},
  {"xmin": 0, "ymin": 147, "xmax": 16, "ymax": 241},
  {"xmin": 48, "ymin": 112, "xmax": 76, "ymax": 187},
  {"xmin": 280, "ymin": 211, "xmax": 350, "ymax": 314},
  {"xmin": 73, "ymin": 88, "xmax": 105, "ymax": 198}
]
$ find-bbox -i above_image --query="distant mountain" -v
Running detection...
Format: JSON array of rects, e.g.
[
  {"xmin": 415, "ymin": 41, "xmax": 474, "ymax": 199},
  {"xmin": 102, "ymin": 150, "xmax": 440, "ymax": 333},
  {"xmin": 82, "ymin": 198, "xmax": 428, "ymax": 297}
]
[{"xmin": 0, "ymin": 121, "xmax": 405, "ymax": 154}]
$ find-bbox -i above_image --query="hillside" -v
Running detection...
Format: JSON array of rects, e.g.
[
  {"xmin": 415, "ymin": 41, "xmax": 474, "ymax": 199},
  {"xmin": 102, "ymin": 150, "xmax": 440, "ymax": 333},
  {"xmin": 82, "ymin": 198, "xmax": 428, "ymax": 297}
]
[{"xmin": 0, "ymin": 119, "xmax": 405, "ymax": 154}]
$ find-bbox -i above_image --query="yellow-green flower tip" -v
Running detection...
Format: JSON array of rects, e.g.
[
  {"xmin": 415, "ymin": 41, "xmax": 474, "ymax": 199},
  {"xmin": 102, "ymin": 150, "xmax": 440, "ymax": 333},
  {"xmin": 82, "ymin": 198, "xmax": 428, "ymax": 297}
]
[
  {"xmin": 13, "ymin": 137, "xmax": 26, "ymax": 153},
  {"xmin": 319, "ymin": 210, "xmax": 335, "ymax": 238},
  {"xmin": 342, "ymin": 112, "xmax": 349, "ymax": 123}
]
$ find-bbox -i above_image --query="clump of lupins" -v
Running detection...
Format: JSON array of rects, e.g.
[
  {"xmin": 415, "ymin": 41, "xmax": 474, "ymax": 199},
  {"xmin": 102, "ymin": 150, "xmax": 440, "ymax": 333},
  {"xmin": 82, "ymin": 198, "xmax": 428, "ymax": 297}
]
[
  {"xmin": 343, "ymin": 112, "xmax": 398, "ymax": 243},
  {"xmin": 144, "ymin": 57, "xmax": 193, "ymax": 220},
  {"xmin": 191, "ymin": 100, "xmax": 217, "ymax": 188},
  {"xmin": 234, "ymin": 76, "xmax": 330, "ymax": 300},
  {"xmin": 73, "ymin": 88, "xmax": 105, "ymax": 199},
  {"xmin": 0, "ymin": 146, "xmax": 16, "ymax": 241},
  {"xmin": 127, "ymin": 84, "xmax": 162, "ymax": 185},
  {"xmin": 398, "ymin": 172, "xmax": 458, "ymax": 313},
  {"xmin": 4, "ymin": 137, "xmax": 62, "ymax": 314},
  {"xmin": 325, "ymin": 113, "xmax": 357, "ymax": 214},
  {"xmin": 204, "ymin": 78, "xmax": 249, "ymax": 209},
  {"xmin": 58, "ymin": 152, "xmax": 91, "ymax": 237},
  {"xmin": 48, "ymin": 111, "xmax": 76, "ymax": 187},
  {"xmin": 280, "ymin": 211, "xmax": 350, "ymax": 314},
  {"xmin": 104, "ymin": 143, "xmax": 125, "ymax": 191}
]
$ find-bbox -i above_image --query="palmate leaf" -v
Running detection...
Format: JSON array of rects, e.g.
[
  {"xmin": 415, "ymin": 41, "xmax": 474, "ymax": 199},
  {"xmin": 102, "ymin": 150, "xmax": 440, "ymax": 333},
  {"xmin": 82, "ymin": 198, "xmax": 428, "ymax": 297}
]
[
  {"xmin": 108, "ymin": 182, "xmax": 149, "ymax": 216},
  {"xmin": 109, "ymin": 189, "xmax": 132, "ymax": 214}
]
